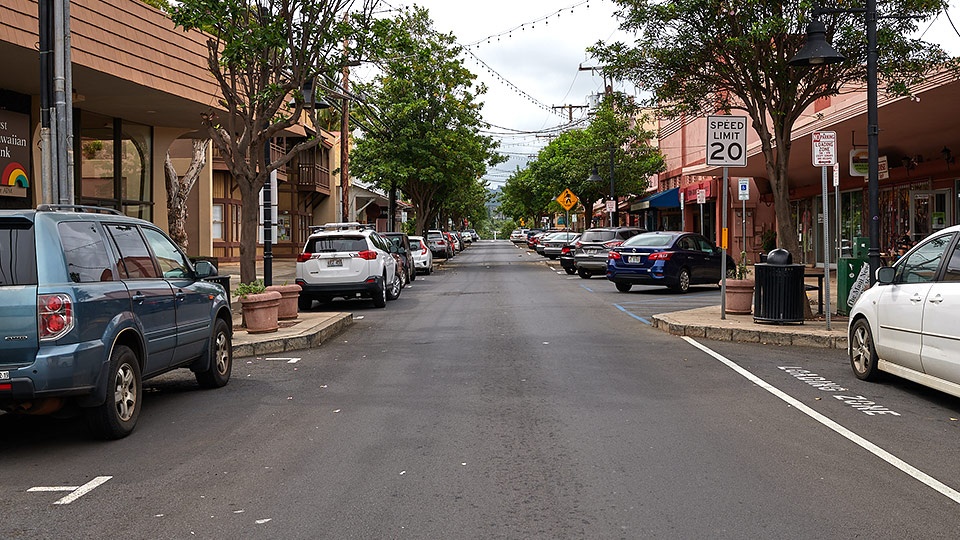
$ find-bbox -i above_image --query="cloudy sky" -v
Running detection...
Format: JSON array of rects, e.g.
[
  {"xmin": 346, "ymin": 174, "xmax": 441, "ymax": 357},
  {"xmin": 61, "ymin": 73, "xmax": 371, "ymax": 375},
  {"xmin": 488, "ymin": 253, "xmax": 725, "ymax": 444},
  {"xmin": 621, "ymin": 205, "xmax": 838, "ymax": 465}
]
[{"xmin": 380, "ymin": 0, "xmax": 960, "ymax": 188}]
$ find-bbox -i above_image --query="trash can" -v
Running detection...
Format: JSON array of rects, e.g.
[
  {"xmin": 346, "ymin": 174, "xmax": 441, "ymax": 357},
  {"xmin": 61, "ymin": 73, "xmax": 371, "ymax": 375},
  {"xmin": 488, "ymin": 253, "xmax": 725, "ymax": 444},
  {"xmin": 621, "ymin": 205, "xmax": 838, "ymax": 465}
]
[
  {"xmin": 837, "ymin": 257, "xmax": 866, "ymax": 315},
  {"xmin": 204, "ymin": 275, "xmax": 231, "ymax": 295},
  {"xmin": 753, "ymin": 248, "xmax": 805, "ymax": 324}
]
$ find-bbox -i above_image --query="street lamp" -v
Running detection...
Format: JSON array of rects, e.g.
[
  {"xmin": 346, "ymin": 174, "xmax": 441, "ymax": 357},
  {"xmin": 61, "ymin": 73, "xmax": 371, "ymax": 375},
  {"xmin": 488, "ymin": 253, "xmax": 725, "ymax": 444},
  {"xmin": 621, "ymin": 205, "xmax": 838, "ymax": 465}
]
[{"xmin": 790, "ymin": 1, "xmax": 881, "ymax": 284}]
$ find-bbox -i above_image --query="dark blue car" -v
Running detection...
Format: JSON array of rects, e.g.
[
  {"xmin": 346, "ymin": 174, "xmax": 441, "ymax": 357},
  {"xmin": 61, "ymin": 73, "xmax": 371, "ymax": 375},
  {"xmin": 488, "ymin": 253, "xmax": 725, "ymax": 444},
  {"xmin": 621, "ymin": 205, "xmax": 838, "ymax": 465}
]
[{"xmin": 606, "ymin": 231, "xmax": 735, "ymax": 293}]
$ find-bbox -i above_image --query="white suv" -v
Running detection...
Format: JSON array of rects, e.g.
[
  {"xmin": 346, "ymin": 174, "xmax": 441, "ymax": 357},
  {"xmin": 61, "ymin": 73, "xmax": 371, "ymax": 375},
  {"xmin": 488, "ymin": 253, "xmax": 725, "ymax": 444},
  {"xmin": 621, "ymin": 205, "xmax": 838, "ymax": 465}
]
[{"xmin": 295, "ymin": 223, "xmax": 400, "ymax": 309}]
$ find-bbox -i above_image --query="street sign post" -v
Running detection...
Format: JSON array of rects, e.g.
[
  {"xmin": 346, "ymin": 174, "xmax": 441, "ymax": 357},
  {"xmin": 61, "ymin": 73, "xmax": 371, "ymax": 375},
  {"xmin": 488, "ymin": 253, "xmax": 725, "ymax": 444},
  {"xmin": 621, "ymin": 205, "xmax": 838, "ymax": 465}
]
[
  {"xmin": 706, "ymin": 115, "xmax": 749, "ymax": 320},
  {"xmin": 812, "ymin": 131, "xmax": 836, "ymax": 330}
]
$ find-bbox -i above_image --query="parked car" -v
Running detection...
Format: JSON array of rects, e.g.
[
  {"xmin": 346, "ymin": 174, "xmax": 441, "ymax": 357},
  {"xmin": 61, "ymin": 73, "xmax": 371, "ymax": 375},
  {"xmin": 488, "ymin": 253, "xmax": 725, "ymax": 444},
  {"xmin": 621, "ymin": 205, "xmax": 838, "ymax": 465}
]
[
  {"xmin": 0, "ymin": 204, "xmax": 234, "ymax": 439},
  {"xmin": 383, "ymin": 232, "xmax": 415, "ymax": 284},
  {"xmin": 295, "ymin": 222, "xmax": 401, "ymax": 309},
  {"xmin": 542, "ymin": 231, "xmax": 581, "ymax": 260},
  {"xmin": 573, "ymin": 226, "xmax": 644, "ymax": 278},
  {"xmin": 459, "ymin": 230, "xmax": 473, "ymax": 244},
  {"xmin": 445, "ymin": 231, "xmax": 461, "ymax": 254},
  {"xmin": 464, "ymin": 229, "xmax": 479, "ymax": 242},
  {"xmin": 606, "ymin": 231, "xmax": 736, "ymax": 293},
  {"xmin": 408, "ymin": 235, "xmax": 434, "ymax": 275},
  {"xmin": 848, "ymin": 224, "xmax": 960, "ymax": 397},
  {"xmin": 426, "ymin": 229, "xmax": 451, "ymax": 259},
  {"xmin": 509, "ymin": 229, "xmax": 529, "ymax": 243},
  {"xmin": 559, "ymin": 242, "xmax": 579, "ymax": 274}
]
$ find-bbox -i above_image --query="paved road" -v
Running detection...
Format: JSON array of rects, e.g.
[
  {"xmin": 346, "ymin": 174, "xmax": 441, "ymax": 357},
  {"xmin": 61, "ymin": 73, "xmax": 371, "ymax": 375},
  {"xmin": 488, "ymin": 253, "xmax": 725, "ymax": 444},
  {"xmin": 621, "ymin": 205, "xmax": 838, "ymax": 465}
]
[{"xmin": 4, "ymin": 240, "xmax": 960, "ymax": 538}]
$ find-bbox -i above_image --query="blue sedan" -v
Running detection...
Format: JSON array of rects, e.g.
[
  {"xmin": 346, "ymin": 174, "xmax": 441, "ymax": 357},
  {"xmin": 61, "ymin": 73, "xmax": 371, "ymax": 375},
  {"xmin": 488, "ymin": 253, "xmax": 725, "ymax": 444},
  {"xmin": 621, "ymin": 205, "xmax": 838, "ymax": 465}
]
[{"xmin": 606, "ymin": 231, "xmax": 735, "ymax": 293}]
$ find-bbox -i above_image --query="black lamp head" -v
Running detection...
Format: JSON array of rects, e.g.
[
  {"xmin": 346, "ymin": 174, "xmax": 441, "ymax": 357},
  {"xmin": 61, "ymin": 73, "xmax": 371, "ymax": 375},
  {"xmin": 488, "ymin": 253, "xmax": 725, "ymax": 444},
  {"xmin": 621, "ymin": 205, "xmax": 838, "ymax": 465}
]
[{"xmin": 789, "ymin": 20, "xmax": 846, "ymax": 67}]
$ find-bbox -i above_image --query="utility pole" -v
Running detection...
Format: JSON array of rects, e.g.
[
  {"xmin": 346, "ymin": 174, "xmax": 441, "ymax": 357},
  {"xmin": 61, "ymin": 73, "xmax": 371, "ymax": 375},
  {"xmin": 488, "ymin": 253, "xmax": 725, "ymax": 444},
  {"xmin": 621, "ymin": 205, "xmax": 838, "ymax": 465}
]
[
  {"xmin": 340, "ymin": 34, "xmax": 351, "ymax": 223},
  {"xmin": 551, "ymin": 104, "xmax": 588, "ymax": 123}
]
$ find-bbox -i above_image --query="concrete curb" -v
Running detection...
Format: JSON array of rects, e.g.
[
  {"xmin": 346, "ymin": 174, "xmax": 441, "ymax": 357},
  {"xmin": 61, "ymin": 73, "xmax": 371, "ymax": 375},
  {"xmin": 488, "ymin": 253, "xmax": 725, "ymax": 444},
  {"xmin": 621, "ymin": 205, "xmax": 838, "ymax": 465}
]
[
  {"xmin": 650, "ymin": 310, "xmax": 848, "ymax": 349},
  {"xmin": 232, "ymin": 312, "xmax": 354, "ymax": 358}
]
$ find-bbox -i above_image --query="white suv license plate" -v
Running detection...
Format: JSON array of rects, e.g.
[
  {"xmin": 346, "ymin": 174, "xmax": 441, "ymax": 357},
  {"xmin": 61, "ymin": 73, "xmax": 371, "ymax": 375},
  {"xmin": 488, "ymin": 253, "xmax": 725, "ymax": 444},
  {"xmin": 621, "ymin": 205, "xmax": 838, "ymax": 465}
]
[
  {"xmin": 0, "ymin": 371, "xmax": 9, "ymax": 380},
  {"xmin": 327, "ymin": 258, "xmax": 343, "ymax": 267}
]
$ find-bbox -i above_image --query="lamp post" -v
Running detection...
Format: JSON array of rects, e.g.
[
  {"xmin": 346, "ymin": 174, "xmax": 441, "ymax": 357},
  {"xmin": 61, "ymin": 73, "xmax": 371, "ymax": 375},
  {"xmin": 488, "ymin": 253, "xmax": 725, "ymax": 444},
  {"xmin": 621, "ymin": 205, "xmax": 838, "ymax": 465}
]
[{"xmin": 790, "ymin": 1, "xmax": 880, "ymax": 284}]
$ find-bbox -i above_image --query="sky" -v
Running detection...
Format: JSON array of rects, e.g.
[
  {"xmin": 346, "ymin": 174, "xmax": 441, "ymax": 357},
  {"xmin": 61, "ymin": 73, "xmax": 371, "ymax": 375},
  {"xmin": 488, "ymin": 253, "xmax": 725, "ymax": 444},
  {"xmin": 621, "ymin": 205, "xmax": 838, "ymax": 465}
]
[{"xmin": 377, "ymin": 0, "xmax": 960, "ymax": 189}]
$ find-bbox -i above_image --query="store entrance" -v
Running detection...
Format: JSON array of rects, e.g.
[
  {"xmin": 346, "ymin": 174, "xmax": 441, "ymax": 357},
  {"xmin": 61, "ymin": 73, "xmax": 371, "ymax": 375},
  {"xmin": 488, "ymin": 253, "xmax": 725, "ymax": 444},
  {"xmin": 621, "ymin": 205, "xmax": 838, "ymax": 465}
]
[{"xmin": 910, "ymin": 189, "xmax": 953, "ymax": 243}]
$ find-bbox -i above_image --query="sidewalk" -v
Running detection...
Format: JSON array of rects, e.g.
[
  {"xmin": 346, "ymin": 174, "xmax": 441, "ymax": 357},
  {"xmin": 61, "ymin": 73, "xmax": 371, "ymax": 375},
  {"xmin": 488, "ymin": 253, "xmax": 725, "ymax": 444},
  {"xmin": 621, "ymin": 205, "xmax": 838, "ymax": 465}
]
[
  {"xmin": 650, "ymin": 271, "xmax": 850, "ymax": 349},
  {"xmin": 215, "ymin": 259, "xmax": 355, "ymax": 358}
]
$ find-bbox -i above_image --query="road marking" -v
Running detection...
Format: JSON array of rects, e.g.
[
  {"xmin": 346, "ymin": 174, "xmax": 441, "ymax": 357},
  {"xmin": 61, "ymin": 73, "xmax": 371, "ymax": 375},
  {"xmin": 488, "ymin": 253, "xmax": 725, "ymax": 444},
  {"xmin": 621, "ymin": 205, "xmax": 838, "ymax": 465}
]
[
  {"xmin": 28, "ymin": 476, "xmax": 112, "ymax": 505},
  {"xmin": 614, "ymin": 304, "xmax": 651, "ymax": 325},
  {"xmin": 682, "ymin": 336, "xmax": 960, "ymax": 505},
  {"xmin": 580, "ymin": 284, "xmax": 593, "ymax": 292},
  {"xmin": 265, "ymin": 357, "xmax": 301, "ymax": 363}
]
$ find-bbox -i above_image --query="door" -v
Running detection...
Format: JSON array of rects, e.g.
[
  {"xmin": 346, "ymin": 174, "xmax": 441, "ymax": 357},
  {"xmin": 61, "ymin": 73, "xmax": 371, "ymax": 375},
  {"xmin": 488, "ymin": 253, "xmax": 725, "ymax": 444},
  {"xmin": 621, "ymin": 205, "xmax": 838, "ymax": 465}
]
[
  {"xmin": 919, "ymin": 234, "xmax": 960, "ymax": 382},
  {"xmin": 910, "ymin": 190, "xmax": 952, "ymax": 243},
  {"xmin": 141, "ymin": 227, "xmax": 212, "ymax": 363},
  {"xmin": 875, "ymin": 233, "xmax": 952, "ymax": 373},
  {"xmin": 106, "ymin": 224, "xmax": 177, "ymax": 376}
]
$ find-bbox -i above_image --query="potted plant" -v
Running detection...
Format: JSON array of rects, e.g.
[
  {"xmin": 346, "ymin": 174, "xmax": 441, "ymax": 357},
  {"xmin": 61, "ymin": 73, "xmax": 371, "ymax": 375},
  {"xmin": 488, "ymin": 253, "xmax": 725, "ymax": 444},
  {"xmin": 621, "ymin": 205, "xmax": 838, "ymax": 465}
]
[
  {"xmin": 725, "ymin": 251, "xmax": 754, "ymax": 315},
  {"xmin": 265, "ymin": 282, "xmax": 302, "ymax": 320},
  {"xmin": 235, "ymin": 280, "xmax": 281, "ymax": 333}
]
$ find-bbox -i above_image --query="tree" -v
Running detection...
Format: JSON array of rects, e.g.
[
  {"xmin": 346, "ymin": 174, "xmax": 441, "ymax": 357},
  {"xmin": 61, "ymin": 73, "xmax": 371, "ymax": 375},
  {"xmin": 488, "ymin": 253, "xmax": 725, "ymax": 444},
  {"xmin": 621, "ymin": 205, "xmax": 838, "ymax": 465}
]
[
  {"xmin": 499, "ymin": 96, "xmax": 664, "ymax": 228},
  {"xmin": 592, "ymin": 0, "xmax": 951, "ymax": 269},
  {"xmin": 170, "ymin": 0, "xmax": 375, "ymax": 285},
  {"xmin": 164, "ymin": 139, "xmax": 209, "ymax": 250},
  {"xmin": 349, "ymin": 7, "xmax": 504, "ymax": 236}
]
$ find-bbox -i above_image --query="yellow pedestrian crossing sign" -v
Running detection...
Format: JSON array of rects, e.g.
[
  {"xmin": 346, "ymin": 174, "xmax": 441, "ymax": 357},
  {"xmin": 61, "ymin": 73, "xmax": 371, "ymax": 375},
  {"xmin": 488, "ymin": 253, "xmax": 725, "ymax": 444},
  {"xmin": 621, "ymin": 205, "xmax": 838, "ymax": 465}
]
[{"xmin": 556, "ymin": 189, "xmax": 579, "ymax": 211}]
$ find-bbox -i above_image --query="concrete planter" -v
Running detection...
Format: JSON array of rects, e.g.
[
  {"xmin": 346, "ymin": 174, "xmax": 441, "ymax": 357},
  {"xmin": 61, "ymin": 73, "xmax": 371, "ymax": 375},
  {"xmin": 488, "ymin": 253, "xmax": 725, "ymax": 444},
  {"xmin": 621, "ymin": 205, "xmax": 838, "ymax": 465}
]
[
  {"xmin": 240, "ymin": 291, "xmax": 282, "ymax": 333},
  {"xmin": 724, "ymin": 279, "xmax": 755, "ymax": 315},
  {"xmin": 266, "ymin": 284, "xmax": 302, "ymax": 320}
]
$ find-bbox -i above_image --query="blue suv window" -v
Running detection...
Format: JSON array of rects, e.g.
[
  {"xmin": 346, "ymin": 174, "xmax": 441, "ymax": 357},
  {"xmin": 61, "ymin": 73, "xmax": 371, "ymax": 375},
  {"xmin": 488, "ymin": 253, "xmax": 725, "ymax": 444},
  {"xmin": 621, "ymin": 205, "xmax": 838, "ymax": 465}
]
[
  {"xmin": 106, "ymin": 224, "xmax": 160, "ymax": 279},
  {"xmin": 59, "ymin": 221, "xmax": 116, "ymax": 283},
  {"xmin": 0, "ymin": 217, "xmax": 37, "ymax": 285}
]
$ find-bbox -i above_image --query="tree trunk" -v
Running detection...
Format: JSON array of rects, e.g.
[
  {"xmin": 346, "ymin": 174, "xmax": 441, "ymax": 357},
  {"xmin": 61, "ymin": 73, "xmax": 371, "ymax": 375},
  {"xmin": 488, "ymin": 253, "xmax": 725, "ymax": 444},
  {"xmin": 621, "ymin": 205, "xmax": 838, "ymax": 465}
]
[
  {"xmin": 238, "ymin": 181, "xmax": 262, "ymax": 286},
  {"xmin": 164, "ymin": 139, "xmax": 208, "ymax": 251}
]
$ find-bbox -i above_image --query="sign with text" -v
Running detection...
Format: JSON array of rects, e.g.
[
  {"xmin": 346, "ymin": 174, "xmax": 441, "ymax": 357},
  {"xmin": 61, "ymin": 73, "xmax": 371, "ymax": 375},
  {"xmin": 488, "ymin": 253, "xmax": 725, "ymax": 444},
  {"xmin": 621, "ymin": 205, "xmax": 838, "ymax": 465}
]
[
  {"xmin": 706, "ymin": 115, "xmax": 748, "ymax": 167},
  {"xmin": 812, "ymin": 130, "xmax": 837, "ymax": 166},
  {"xmin": 696, "ymin": 189, "xmax": 706, "ymax": 204},
  {"xmin": 738, "ymin": 179, "xmax": 750, "ymax": 201},
  {"xmin": 0, "ymin": 110, "xmax": 30, "ymax": 198}
]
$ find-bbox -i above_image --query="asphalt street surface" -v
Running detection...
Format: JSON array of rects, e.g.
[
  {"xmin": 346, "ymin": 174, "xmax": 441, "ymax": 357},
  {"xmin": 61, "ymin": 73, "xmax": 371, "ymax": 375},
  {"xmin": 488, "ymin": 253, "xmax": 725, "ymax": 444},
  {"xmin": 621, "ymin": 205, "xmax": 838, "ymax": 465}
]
[{"xmin": 4, "ymin": 240, "xmax": 960, "ymax": 538}]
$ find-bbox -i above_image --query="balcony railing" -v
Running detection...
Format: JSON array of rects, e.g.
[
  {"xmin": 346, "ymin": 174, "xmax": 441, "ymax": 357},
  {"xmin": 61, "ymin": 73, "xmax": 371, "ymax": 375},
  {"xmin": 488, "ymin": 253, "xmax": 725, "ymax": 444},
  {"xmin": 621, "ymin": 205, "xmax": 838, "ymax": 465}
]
[{"xmin": 297, "ymin": 163, "xmax": 331, "ymax": 193}]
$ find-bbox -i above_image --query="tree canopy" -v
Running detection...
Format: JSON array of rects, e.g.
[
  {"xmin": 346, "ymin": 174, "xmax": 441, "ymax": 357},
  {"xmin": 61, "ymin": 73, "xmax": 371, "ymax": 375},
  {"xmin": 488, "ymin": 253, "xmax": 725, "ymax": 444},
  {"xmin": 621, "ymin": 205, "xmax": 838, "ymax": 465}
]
[
  {"xmin": 591, "ymin": 0, "xmax": 953, "ymax": 267},
  {"xmin": 349, "ymin": 7, "xmax": 504, "ymax": 236},
  {"xmin": 499, "ymin": 95, "xmax": 664, "ymax": 226}
]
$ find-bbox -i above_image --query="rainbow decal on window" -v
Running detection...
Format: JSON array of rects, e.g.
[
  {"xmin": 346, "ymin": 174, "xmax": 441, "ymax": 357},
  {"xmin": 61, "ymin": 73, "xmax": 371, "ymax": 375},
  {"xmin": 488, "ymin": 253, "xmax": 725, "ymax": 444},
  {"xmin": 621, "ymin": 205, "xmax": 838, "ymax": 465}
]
[{"xmin": 2, "ymin": 162, "xmax": 29, "ymax": 188}]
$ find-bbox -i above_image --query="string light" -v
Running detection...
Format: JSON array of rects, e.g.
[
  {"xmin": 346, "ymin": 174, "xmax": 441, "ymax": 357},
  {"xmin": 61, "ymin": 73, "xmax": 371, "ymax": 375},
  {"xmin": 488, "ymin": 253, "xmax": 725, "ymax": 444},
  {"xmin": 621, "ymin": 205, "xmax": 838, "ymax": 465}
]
[{"xmin": 463, "ymin": 0, "xmax": 591, "ymax": 50}]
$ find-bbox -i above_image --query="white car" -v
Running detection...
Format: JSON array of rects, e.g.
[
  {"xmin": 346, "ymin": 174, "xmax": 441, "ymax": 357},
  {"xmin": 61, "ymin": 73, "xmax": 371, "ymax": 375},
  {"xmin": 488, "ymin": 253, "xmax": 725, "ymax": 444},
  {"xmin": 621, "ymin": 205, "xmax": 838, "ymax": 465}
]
[
  {"xmin": 295, "ymin": 223, "xmax": 400, "ymax": 309},
  {"xmin": 509, "ymin": 229, "xmax": 529, "ymax": 243},
  {"xmin": 408, "ymin": 235, "xmax": 434, "ymax": 275},
  {"xmin": 848, "ymin": 224, "xmax": 960, "ymax": 397}
]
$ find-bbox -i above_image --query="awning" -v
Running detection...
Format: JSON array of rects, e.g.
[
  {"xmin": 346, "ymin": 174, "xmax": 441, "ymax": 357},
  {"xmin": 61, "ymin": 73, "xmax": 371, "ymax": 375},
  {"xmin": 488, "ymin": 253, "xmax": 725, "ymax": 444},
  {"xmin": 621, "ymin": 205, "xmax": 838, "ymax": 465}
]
[{"xmin": 631, "ymin": 188, "xmax": 680, "ymax": 211}]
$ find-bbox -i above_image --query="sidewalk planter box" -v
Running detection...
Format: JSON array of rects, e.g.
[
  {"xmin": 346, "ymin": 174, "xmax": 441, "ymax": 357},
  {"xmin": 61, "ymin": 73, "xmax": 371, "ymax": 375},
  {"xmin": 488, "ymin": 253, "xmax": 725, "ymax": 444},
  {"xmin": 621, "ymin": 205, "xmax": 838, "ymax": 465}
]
[
  {"xmin": 266, "ymin": 284, "xmax": 302, "ymax": 320},
  {"xmin": 724, "ymin": 279, "xmax": 754, "ymax": 314},
  {"xmin": 240, "ymin": 291, "xmax": 282, "ymax": 333}
]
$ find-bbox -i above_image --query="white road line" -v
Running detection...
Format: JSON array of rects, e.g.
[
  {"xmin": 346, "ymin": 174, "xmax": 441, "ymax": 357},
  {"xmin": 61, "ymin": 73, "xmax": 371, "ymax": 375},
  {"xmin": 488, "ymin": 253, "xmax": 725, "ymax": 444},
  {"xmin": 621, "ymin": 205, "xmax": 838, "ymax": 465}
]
[
  {"xmin": 27, "ymin": 476, "xmax": 113, "ymax": 505},
  {"xmin": 682, "ymin": 336, "xmax": 960, "ymax": 505}
]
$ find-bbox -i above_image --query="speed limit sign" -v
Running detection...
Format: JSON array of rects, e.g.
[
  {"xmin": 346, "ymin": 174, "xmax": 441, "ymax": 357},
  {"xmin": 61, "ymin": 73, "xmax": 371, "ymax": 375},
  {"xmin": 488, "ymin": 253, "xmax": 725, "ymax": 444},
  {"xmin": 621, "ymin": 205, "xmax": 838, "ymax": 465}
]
[{"xmin": 706, "ymin": 115, "xmax": 748, "ymax": 167}]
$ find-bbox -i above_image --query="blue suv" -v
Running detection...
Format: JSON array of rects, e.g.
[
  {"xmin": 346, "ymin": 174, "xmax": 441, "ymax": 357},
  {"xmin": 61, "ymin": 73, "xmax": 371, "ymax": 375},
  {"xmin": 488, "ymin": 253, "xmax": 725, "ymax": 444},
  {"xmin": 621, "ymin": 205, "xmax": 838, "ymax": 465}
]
[{"xmin": 0, "ymin": 205, "xmax": 233, "ymax": 439}]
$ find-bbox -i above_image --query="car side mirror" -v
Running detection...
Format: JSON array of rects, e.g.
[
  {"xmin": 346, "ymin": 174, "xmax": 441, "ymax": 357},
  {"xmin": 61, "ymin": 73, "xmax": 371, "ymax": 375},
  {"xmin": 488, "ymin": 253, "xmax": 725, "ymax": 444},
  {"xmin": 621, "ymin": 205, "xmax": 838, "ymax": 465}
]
[
  {"xmin": 876, "ymin": 266, "xmax": 895, "ymax": 284},
  {"xmin": 194, "ymin": 260, "xmax": 216, "ymax": 278}
]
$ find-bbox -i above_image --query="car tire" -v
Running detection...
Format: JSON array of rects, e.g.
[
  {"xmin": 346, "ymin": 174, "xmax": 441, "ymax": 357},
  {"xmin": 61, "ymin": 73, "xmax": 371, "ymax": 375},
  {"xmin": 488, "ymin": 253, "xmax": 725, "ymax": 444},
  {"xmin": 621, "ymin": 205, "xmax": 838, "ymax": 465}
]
[
  {"xmin": 850, "ymin": 318, "xmax": 881, "ymax": 381},
  {"xmin": 564, "ymin": 266, "xmax": 576, "ymax": 275},
  {"xmin": 372, "ymin": 276, "xmax": 387, "ymax": 308},
  {"xmin": 615, "ymin": 281, "xmax": 632, "ymax": 292},
  {"xmin": 196, "ymin": 318, "xmax": 232, "ymax": 389},
  {"xmin": 298, "ymin": 295, "xmax": 314, "ymax": 311},
  {"xmin": 410, "ymin": 266, "xmax": 416, "ymax": 282},
  {"xmin": 387, "ymin": 272, "xmax": 402, "ymax": 300},
  {"xmin": 672, "ymin": 268, "xmax": 691, "ymax": 293},
  {"xmin": 85, "ymin": 345, "xmax": 141, "ymax": 440},
  {"xmin": 578, "ymin": 268, "xmax": 592, "ymax": 279}
]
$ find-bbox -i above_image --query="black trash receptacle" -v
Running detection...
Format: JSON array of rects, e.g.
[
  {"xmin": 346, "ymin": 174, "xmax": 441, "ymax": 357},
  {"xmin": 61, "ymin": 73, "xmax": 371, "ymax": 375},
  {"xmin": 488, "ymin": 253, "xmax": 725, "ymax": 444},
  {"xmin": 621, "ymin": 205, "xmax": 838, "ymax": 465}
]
[
  {"xmin": 204, "ymin": 275, "xmax": 231, "ymax": 295},
  {"xmin": 753, "ymin": 249, "xmax": 805, "ymax": 324}
]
